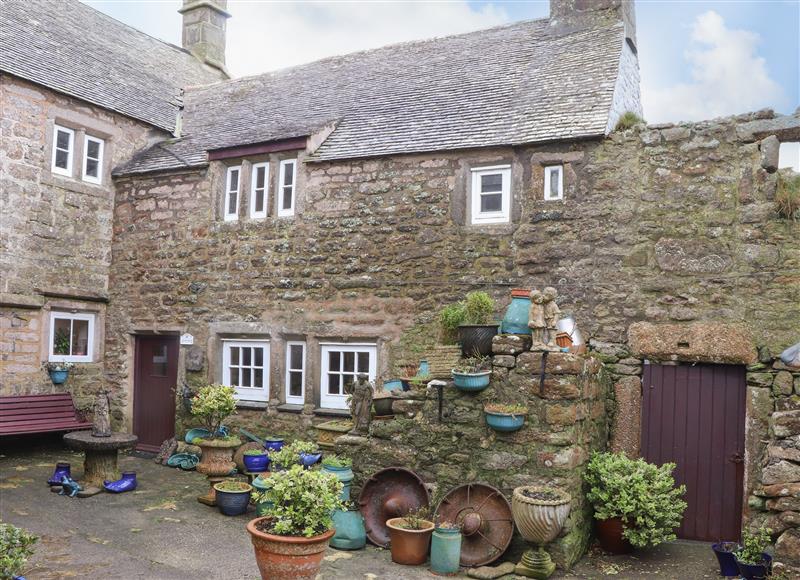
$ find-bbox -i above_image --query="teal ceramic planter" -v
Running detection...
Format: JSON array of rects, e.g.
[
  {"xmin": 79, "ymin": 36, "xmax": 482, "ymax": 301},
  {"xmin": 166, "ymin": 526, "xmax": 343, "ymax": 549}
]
[
  {"xmin": 485, "ymin": 410, "xmax": 526, "ymax": 432},
  {"xmin": 384, "ymin": 379, "xmax": 403, "ymax": 392},
  {"xmin": 331, "ymin": 508, "xmax": 366, "ymax": 550},
  {"xmin": 323, "ymin": 464, "xmax": 354, "ymax": 501},
  {"xmin": 251, "ymin": 475, "xmax": 274, "ymax": 516},
  {"xmin": 500, "ymin": 289, "xmax": 531, "ymax": 334},
  {"xmin": 49, "ymin": 369, "xmax": 68, "ymax": 384},
  {"xmin": 451, "ymin": 370, "xmax": 491, "ymax": 392},
  {"xmin": 430, "ymin": 527, "xmax": 462, "ymax": 575}
]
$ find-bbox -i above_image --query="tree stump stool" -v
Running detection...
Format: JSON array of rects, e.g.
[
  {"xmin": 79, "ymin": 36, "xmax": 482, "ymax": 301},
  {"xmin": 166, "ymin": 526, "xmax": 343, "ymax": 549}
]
[{"xmin": 63, "ymin": 431, "xmax": 138, "ymax": 496}]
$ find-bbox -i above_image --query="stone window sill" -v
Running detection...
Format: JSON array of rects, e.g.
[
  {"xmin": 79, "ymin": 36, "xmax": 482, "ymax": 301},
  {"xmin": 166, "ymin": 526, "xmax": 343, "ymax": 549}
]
[
  {"xmin": 275, "ymin": 403, "xmax": 303, "ymax": 414},
  {"xmin": 312, "ymin": 407, "xmax": 351, "ymax": 418},
  {"xmin": 235, "ymin": 400, "xmax": 267, "ymax": 411}
]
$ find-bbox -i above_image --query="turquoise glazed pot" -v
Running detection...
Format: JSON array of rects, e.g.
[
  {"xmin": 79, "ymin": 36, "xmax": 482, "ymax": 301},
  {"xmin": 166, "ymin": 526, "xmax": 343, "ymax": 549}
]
[
  {"xmin": 323, "ymin": 464, "xmax": 354, "ymax": 501},
  {"xmin": 49, "ymin": 369, "xmax": 68, "ymax": 384},
  {"xmin": 251, "ymin": 475, "xmax": 273, "ymax": 515},
  {"xmin": 451, "ymin": 370, "xmax": 491, "ymax": 392},
  {"xmin": 331, "ymin": 509, "xmax": 366, "ymax": 550},
  {"xmin": 430, "ymin": 526, "xmax": 462, "ymax": 575},
  {"xmin": 500, "ymin": 289, "xmax": 532, "ymax": 334},
  {"xmin": 485, "ymin": 410, "xmax": 526, "ymax": 432},
  {"xmin": 383, "ymin": 379, "xmax": 403, "ymax": 392}
]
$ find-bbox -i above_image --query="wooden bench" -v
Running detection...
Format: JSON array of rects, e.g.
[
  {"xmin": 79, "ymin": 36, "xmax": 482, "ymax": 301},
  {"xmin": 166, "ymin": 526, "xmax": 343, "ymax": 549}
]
[{"xmin": 0, "ymin": 393, "xmax": 92, "ymax": 436}]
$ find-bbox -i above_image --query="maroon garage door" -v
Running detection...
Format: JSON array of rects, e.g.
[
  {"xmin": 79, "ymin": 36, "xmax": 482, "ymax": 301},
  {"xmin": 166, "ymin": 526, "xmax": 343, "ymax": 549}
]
[{"xmin": 641, "ymin": 363, "xmax": 746, "ymax": 542}]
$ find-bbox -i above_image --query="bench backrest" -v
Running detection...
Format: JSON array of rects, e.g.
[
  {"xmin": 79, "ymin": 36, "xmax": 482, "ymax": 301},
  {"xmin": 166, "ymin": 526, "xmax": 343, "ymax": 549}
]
[{"xmin": 0, "ymin": 393, "xmax": 90, "ymax": 435}]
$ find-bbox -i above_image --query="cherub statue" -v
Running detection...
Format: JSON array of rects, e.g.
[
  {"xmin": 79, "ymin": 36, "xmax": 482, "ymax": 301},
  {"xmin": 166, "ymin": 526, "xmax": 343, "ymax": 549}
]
[
  {"xmin": 92, "ymin": 391, "xmax": 111, "ymax": 437},
  {"xmin": 528, "ymin": 289, "xmax": 546, "ymax": 349},
  {"xmin": 542, "ymin": 286, "xmax": 561, "ymax": 347},
  {"xmin": 345, "ymin": 373, "xmax": 374, "ymax": 436}
]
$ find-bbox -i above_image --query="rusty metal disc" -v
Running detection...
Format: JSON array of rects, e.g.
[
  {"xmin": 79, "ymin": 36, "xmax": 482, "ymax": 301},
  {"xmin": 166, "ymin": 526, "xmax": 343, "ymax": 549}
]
[
  {"xmin": 358, "ymin": 467, "xmax": 430, "ymax": 547},
  {"xmin": 435, "ymin": 483, "xmax": 514, "ymax": 567}
]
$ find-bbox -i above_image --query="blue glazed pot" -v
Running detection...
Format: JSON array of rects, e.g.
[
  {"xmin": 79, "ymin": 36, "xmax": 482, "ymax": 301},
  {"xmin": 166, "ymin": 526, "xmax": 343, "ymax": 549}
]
[
  {"xmin": 331, "ymin": 509, "xmax": 366, "ymax": 550},
  {"xmin": 48, "ymin": 462, "xmax": 71, "ymax": 486},
  {"xmin": 243, "ymin": 453, "xmax": 270, "ymax": 473},
  {"xmin": 103, "ymin": 471, "xmax": 137, "ymax": 493},
  {"xmin": 299, "ymin": 451, "xmax": 322, "ymax": 468},
  {"xmin": 384, "ymin": 379, "xmax": 403, "ymax": 392},
  {"xmin": 711, "ymin": 542, "xmax": 740, "ymax": 577},
  {"xmin": 500, "ymin": 289, "xmax": 532, "ymax": 334},
  {"xmin": 49, "ymin": 369, "xmax": 68, "ymax": 384},
  {"xmin": 484, "ymin": 410, "xmax": 526, "ymax": 432},
  {"xmin": 418, "ymin": 360, "xmax": 430, "ymax": 376},
  {"xmin": 451, "ymin": 370, "xmax": 491, "ymax": 392},
  {"xmin": 323, "ymin": 464, "xmax": 354, "ymax": 501},
  {"xmin": 263, "ymin": 438, "xmax": 284, "ymax": 452},
  {"xmin": 737, "ymin": 553, "xmax": 772, "ymax": 580},
  {"xmin": 214, "ymin": 482, "xmax": 252, "ymax": 516},
  {"xmin": 430, "ymin": 527, "xmax": 462, "ymax": 576}
]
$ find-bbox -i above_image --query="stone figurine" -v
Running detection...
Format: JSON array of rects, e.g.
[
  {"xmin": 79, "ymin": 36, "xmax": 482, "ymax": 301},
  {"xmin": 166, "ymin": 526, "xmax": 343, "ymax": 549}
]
[
  {"xmin": 542, "ymin": 286, "xmax": 561, "ymax": 347},
  {"xmin": 346, "ymin": 373, "xmax": 374, "ymax": 436},
  {"xmin": 92, "ymin": 391, "xmax": 112, "ymax": 437},
  {"xmin": 528, "ymin": 290, "xmax": 546, "ymax": 348},
  {"xmin": 59, "ymin": 475, "xmax": 83, "ymax": 498}
]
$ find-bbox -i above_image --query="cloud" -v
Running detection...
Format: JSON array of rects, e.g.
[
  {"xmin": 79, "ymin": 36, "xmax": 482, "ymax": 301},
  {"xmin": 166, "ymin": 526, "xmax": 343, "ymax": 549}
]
[
  {"xmin": 642, "ymin": 10, "xmax": 788, "ymax": 123},
  {"xmin": 226, "ymin": 1, "xmax": 509, "ymax": 76}
]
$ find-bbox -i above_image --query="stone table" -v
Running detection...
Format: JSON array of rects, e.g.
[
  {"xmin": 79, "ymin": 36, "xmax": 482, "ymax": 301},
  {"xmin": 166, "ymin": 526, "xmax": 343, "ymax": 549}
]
[{"xmin": 63, "ymin": 431, "xmax": 138, "ymax": 495}]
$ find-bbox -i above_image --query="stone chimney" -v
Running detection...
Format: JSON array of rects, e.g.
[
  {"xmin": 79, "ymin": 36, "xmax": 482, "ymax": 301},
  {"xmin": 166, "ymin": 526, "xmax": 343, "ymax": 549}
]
[
  {"xmin": 178, "ymin": 0, "xmax": 230, "ymax": 70},
  {"xmin": 550, "ymin": 0, "xmax": 637, "ymax": 52}
]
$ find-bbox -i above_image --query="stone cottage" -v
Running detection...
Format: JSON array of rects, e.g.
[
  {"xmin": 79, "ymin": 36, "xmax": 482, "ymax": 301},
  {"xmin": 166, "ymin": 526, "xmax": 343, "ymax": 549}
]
[{"xmin": 2, "ymin": 0, "xmax": 800, "ymax": 568}]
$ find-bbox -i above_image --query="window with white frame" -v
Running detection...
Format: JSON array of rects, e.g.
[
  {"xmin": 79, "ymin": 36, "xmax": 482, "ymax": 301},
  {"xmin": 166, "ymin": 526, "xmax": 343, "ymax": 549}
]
[
  {"xmin": 51, "ymin": 125, "xmax": 75, "ymax": 177},
  {"xmin": 320, "ymin": 343, "xmax": 377, "ymax": 410},
  {"xmin": 222, "ymin": 340, "xmax": 270, "ymax": 401},
  {"xmin": 224, "ymin": 165, "xmax": 241, "ymax": 221},
  {"xmin": 277, "ymin": 159, "xmax": 297, "ymax": 217},
  {"xmin": 82, "ymin": 135, "xmax": 104, "ymax": 184},
  {"xmin": 284, "ymin": 341, "xmax": 306, "ymax": 404},
  {"xmin": 543, "ymin": 165, "xmax": 563, "ymax": 201},
  {"xmin": 470, "ymin": 165, "xmax": 511, "ymax": 224},
  {"xmin": 49, "ymin": 312, "xmax": 94, "ymax": 362},
  {"xmin": 250, "ymin": 162, "xmax": 269, "ymax": 219}
]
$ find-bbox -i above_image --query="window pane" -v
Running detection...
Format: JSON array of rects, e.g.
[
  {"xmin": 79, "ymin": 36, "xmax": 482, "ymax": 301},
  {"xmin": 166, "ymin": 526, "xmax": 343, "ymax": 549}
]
[
  {"xmin": 229, "ymin": 169, "xmax": 239, "ymax": 191},
  {"xmin": 255, "ymin": 190, "xmax": 264, "ymax": 213},
  {"xmin": 254, "ymin": 368, "xmax": 263, "ymax": 388},
  {"xmin": 86, "ymin": 158, "xmax": 99, "ymax": 177},
  {"xmin": 242, "ymin": 368, "xmax": 251, "ymax": 387},
  {"xmin": 290, "ymin": 345, "xmax": 303, "ymax": 369},
  {"xmin": 480, "ymin": 173, "xmax": 502, "ymax": 193},
  {"xmin": 329, "ymin": 351, "xmax": 340, "ymax": 371},
  {"xmin": 254, "ymin": 347, "xmax": 263, "ymax": 367},
  {"xmin": 55, "ymin": 149, "xmax": 69, "ymax": 169},
  {"xmin": 282, "ymin": 187, "xmax": 292, "ymax": 210},
  {"xmin": 289, "ymin": 371, "xmax": 302, "ymax": 397},
  {"xmin": 343, "ymin": 374, "xmax": 355, "ymax": 391},
  {"xmin": 343, "ymin": 351, "xmax": 355, "ymax": 372},
  {"xmin": 283, "ymin": 163, "xmax": 294, "ymax": 186},
  {"xmin": 71, "ymin": 319, "xmax": 89, "ymax": 356},
  {"xmin": 87, "ymin": 140, "xmax": 100, "ymax": 159},
  {"xmin": 230, "ymin": 367, "xmax": 240, "ymax": 386},
  {"xmin": 152, "ymin": 344, "xmax": 168, "ymax": 376},
  {"xmin": 480, "ymin": 193, "xmax": 502, "ymax": 213},
  {"xmin": 328, "ymin": 373, "xmax": 340, "ymax": 394},
  {"xmin": 56, "ymin": 130, "xmax": 70, "ymax": 150},
  {"xmin": 53, "ymin": 318, "xmax": 71, "ymax": 355},
  {"xmin": 242, "ymin": 347, "xmax": 252, "ymax": 366},
  {"xmin": 256, "ymin": 167, "xmax": 265, "ymax": 189},
  {"xmin": 357, "ymin": 352, "xmax": 369, "ymax": 373},
  {"xmin": 228, "ymin": 190, "xmax": 238, "ymax": 215},
  {"xmin": 230, "ymin": 347, "xmax": 239, "ymax": 365},
  {"xmin": 549, "ymin": 168, "xmax": 560, "ymax": 197}
]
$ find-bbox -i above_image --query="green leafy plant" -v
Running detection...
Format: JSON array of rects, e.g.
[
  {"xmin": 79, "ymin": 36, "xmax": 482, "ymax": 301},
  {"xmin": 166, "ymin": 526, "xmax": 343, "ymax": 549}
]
[
  {"xmin": 244, "ymin": 448, "xmax": 267, "ymax": 456},
  {"xmin": 408, "ymin": 374, "xmax": 431, "ymax": 389},
  {"xmin": 463, "ymin": 291, "xmax": 496, "ymax": 325},
  {"xmin": 584, "ymin": 452, "xmax": 687, "ymax": 548},
  {"xmin": 190, "ymin": 384, "xmax": 236, "ymax": 439},
  {"xmin": 736, "ymin": 525, "xmax": 772, "ymax": 565},
  {"xmin": 322, "ymin": 454, "xmax": 352, "ymax": 468},
  {"xmin": 0, "ymin": 522, "xmax": 38, "ymax": 579},
  {"xmin": 261, "ymin": 465, "xmax": 344, "ymax": 537},
  {"xmin": 53, "ymin": 328, "xmax": 70, "ymax": 355},
  {"xmin": 286, "ymin": 440, "xmax": 319, "ymax": 455},
  {"xmin": 215, "ymin": 480, "xmax": 252, "ymax": 492},
  {"xmin": 269, "ymin": 446, "xmax": 299, "ymax": 469},
  {"xmin": 615, "ymin": 111, "xmax": 645, "ymax": 131},
  {"xmin": 453, "ymin": 355, "xmax": 491, "ymax": 374},
  {"xmin": 777, "ymin": 171, "xmax": 800, "ymax": 220},
  {"xmin": 484, "ymin": 402, "xmax": 528, "ymax": 415},
  {"xmin": 395, "ymin": 506, "xmax": 433, "ymax": 530},
  {"xmin": 439, "ymin": 302, "xmax": 467, "ymax": 344}
]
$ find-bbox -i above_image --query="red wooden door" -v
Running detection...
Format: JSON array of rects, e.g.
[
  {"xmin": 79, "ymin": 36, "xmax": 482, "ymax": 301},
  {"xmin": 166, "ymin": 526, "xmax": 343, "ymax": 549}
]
[
  {"xmin": 133, "ymin": 335, "xmax": 179, "ymax": 453},
  {"xmin": 641, "ymin": 363, "xmax": 746, "ymax": 542}
]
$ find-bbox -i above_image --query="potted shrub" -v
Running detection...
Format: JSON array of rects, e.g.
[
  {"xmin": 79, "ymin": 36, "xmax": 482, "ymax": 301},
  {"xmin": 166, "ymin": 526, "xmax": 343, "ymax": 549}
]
[
  {"xmin": 0, "ymin": 522, "xmax": 38, "ymax": 580},
  {"xmin": 584, "ymin": 452, "xmax": 687, "ymax": 554},
  {"xmin": 190, "ymin": 384, "xmax": 241, "ymax": 505},
  {"xmin": 41, "ymin": 361, "xmax": 74, "ymax": 385},
  {"xmin": 451, "ymin": 356, "xmax": 492, "ymax": 392},
  {"xmin": 214, "ymin": 479, "xmax": 253, "ymax": 516},
  {"xmin": 321, "ymin": 455, "xmax": 354, "ymax": 501},
  {"xmin": 459, "ymin": 292, "xmax": 499, "ymax": 357},
  {"xmin": 386, "ymin": 507, "xmax": 435, "ymax": 565},
  {"xmin": 735, "ymin": 526, "xmax": 773, "ymax": 580},
  {"xmin": 712, "ymin": 541, "xmax": 741, "ymax": 578},
  {"xmin": 243, "ymin": 449, "xmax": 270, "ymax": 473},
  {"xmin": 246, "ymin": 465, "xmax": 343, "ymax": 580},
  {"xmin": 331, "ymin": 501, "xmax": 367, "ymax": 550},
  {"xmin": 484, "ymin": 403, "xmax": 528, "ymax": 432},
  {"xmin": 430, "ymin": 520, "xmax": 462, "ymax": 576},
  {"xmin": 269, "ymin": 446, "xmax": 299, "ymax": 471}
]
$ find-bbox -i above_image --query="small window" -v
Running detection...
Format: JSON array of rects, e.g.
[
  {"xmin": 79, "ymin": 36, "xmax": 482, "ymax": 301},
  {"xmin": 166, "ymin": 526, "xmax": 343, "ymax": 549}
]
[
  {"xmin": 82, "ymin": 135, "xmax": 104, "ymax": 184},
  {"xmin": 320, "ymin": 343, "xmax": 377, "ymax": 410},
  {"xmin": 544, "ymin": 165, "xmax": 563, "ymax": 201},
  {"xmin": 51, "ymin": 125, "xmax": 74, "ymax": 177},
  {"xmin": 779, "ymin": 142, "xmax": 800, "ymax": 172},
  {"xmin": 222, "ymin": 340, "xmax": 269, "ymax": 401},
  {"xmin": 224, "ymin": 165, "xmax": 241, "ymax": 221},
  {"xmin": 49, "ymin": 312, "xmax": 94, "ymax": 362},
  {"xmin": 278, "ymin": 159, "xmax": 297, "ymax": 217},
  {"xmin": 250, "ymin": 162, "xmax": 269, "ymax": 219},
  {"xmin": 470, "ymin": 165, "xmax": 511, "ymax": 224},
  {"xmin": 285, "ymin": 341, "xmax": 306, "ymax": 405}
]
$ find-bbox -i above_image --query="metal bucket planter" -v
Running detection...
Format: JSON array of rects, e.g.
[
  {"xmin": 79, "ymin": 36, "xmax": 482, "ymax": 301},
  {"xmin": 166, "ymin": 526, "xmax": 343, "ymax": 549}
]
[
  {"xmin": 458, "ymin": 324, "xmax": 499, "ymax": 358},
  {"xmin": 484, "ymin": 410, "xmax": 526, "ymax": 432},
  {"xmin": 452, "ymin": 370, "xmax": 491, "ymax": 392}
]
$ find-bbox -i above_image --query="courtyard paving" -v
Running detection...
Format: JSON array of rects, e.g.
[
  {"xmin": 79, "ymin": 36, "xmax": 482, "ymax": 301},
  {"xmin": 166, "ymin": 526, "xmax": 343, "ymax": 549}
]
[{"xmin": 0, "ymin": 436, "xmax": 720, "ymax": 579}]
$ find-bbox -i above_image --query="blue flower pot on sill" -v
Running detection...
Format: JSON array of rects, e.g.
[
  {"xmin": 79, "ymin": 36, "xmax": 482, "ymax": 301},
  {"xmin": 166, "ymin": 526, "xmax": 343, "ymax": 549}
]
[
  {"xmin": 49, "ymin": 369, "xmax": 69, "ymax": 384},
  {"xmin": 484, "ymin": 411, "xmax": 526, "ymax": 432},
  {"xmin": 451, "ymin": 370, "xmax": 491, "ymax": 392}
]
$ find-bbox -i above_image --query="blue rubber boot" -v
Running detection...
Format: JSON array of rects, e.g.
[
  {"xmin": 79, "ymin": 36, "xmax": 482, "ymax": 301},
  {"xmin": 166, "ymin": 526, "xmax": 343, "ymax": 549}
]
[
  {"xmin": 48, "ymin": 462, "xmax": 71, "ymax": 486},
  {"xmin": 103, "ymin": 471, "xmax": 137, "ymax": 493}
]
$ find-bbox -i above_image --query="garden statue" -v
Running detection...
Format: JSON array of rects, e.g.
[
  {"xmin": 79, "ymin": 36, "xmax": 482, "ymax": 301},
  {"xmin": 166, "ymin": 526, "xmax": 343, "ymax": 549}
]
[
  {"xmin": 542, "ymin": 286, "xmax": 561, "ymax": 348},
  {"xmin": 346, "ymin": 373, "xmax": 374, "ymax": 436},
  {"xmin": 92, "ymin": 391, "xmax": 111, "ymax": 437},
  {"xmin": 59, "ymin": 475, "xmax": 83, "ymax": 498},
  {"xmin": 528, "ymin": 290, "xmax": 546, "ymax": 349}
]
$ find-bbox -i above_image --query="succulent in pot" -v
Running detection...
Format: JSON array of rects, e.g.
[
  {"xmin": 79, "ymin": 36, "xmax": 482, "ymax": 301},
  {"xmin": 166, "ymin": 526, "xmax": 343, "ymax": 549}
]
[
  {"xmin": 735, "ymin": 526, "xmax": 773, "ymax": 580},
  {"xmin": 243, "ymin": 448, "xmax": 270, "ymax": 473},
  {"xmin": 214, "ymin": 479, "xmax": 253, "ymax": 516},
  {"xmin": 452, "ymin": 355, "xmax": 492, "ymax": 392},
  {"xmin": 386, "ymin": 507, "xmax": 435, "ymax": 566},
  {"xmin": 484, "ymin": 403, "xmax": 528, "ymax": 432},
  {"xmin": 246, "ymin": 465, "xmax": 344, "ymax": 580},
  {"xmin": 0, "ymin": 522, "xmax": 38, "ymax": 580}
]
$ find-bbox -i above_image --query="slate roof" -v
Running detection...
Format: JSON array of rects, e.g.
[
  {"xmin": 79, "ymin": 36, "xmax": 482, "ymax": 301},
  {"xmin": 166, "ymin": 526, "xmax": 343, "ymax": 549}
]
[
  {"xmin": 118, "ymin": 17, "xmax": 626, "ymax": 175},
  {"xmin": 0, "ymin": 0, "xmax": 224, "ymax": 133}
]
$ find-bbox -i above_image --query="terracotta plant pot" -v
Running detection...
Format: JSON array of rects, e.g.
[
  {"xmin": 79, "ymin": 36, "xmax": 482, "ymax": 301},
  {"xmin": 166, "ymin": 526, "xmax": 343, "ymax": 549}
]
[
  {"xmin": 595, "ymin": 517, "xmax": 633, "ymax": 554},
  {"xmin": 386, "ymin": 517, "xmax": 434, "ymax": 565},
  {"xmin": 246, "ymin": 516, "xmax": 334, "ymax": 580}
]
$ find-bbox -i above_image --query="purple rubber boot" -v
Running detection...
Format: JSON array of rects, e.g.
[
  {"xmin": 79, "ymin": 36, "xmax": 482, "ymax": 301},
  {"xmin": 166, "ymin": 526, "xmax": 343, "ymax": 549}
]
[
  {"xmin": 48, "ymin": 462, "xmax": 71, "ymax": 486},
  {"xmin": 103, "ymin": 471, "xmax": 137, "ymax": 493}
]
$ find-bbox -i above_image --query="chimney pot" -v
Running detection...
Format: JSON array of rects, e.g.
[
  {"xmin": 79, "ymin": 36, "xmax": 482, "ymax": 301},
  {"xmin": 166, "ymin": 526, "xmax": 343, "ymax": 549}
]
[{"xmin": 178, "ymin": 0, "xmax": 230, "ymax": 70}]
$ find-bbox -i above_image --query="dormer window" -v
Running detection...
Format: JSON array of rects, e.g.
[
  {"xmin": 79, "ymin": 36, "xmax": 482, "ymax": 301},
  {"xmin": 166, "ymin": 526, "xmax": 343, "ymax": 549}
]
[
  {"xmin": 544, "ymin": 165, "xmax": 563, "ymax": 201},
  {"xmin": 224, "ymin": 165, "xmax": 241, "ymax": 221},
  {"xmin": 470, "ymin": 165, "xmax": 511, "ymax": 224},
  {"xmin": 83, "ymin": 135, "xmax": 104, "ymax": 184},
  {"xmin": 51, "ymin": 125, "xmax": 74, "ymax": 177},
  {"xmin": 250, "ymin": 162, "xmax": 269, "ymax": 219},
  {"xmin": 278, "ymin": 159, "xmax": 296, "ymax": 217}
]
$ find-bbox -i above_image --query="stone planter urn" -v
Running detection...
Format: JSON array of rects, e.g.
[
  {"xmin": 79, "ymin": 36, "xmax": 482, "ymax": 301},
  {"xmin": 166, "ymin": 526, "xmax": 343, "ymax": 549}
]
[
  {"xmin": 195, "ymin": 437, "xmax": 241, "ymax": 506},
  {"xmin": 511, "ymin": 486, "xmax": 571, "ymax": 579}
]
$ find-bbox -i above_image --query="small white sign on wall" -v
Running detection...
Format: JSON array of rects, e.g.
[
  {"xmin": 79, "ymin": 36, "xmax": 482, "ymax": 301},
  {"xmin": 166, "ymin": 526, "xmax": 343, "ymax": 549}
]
[{"xmin": 180, "ymin": 333, "xmax": 194, "ymax": 346}]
